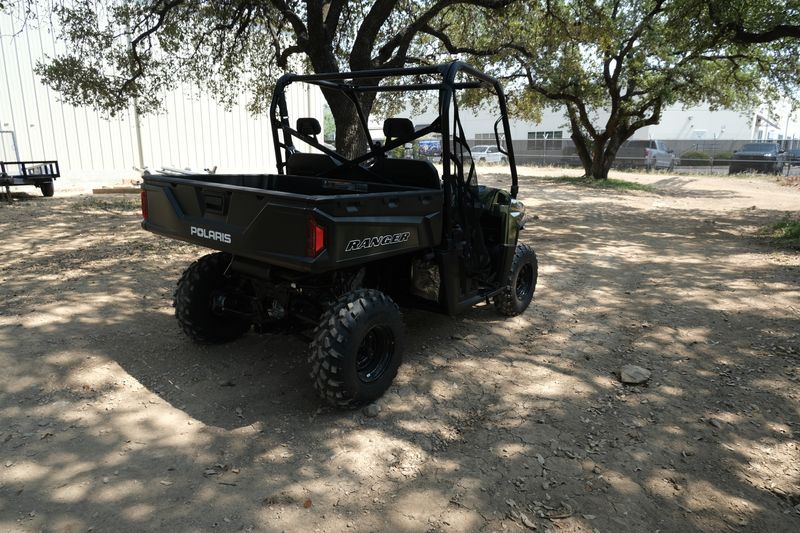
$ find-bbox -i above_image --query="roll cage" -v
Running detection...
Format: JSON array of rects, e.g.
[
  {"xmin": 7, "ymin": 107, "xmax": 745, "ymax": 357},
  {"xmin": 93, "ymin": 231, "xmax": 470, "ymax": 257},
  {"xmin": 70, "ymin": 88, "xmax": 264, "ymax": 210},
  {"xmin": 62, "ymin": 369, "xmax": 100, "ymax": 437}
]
[{"xmin": 269, "ymin": 61, "xmax": 519, "ymax": 208}]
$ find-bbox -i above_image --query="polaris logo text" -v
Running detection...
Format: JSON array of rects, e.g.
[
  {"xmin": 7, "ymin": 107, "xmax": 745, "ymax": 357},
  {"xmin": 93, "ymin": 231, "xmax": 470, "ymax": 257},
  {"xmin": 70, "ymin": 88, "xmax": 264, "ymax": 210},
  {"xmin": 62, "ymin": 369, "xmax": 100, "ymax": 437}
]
[
  {"xmin": 345, "ymin": 232, "xmax": 410, "ymax": 252},
  {"xmin": 190, "ymin": 226, "xmax": 232, "ymax": 244}
]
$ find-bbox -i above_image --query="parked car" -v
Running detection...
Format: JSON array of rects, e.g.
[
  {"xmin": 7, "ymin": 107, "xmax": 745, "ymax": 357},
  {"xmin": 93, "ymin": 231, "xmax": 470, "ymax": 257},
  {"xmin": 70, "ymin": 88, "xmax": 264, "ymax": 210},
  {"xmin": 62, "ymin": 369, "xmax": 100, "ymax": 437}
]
[
  {"xmin": 728, "ymin": 143, "xmax": 786, "ymax": 174},
  {"xmin": 616, "ymin": 140, "xmax": 675, "ymax": 170},
  {"xmin": 471, "ymin": 145, "xmax": 508, "ymax": 164}
]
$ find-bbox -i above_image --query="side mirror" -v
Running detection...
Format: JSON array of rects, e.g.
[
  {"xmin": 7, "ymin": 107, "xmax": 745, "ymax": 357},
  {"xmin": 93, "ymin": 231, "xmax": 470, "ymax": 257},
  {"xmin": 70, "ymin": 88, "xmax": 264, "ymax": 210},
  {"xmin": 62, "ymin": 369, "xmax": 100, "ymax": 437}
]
[
  {"xmin": 668, "ymin": 149, "xmax": 674, "ymax": 154},
  {"xmin": 733, "ymin": 150, "xmax": 738, "ymax": 153}
]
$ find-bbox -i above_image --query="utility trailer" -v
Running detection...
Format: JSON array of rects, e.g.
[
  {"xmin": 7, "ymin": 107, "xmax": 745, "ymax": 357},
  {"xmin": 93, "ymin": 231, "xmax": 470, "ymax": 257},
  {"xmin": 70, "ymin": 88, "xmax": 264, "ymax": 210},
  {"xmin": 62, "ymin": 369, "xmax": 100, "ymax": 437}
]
[
  {"xmin": 1, "ymin": 160, "xmax": 60, "ymax": 200},
  {"xmin": 141, "ymin": 61, "xmax": 538, "ymax": 408}
]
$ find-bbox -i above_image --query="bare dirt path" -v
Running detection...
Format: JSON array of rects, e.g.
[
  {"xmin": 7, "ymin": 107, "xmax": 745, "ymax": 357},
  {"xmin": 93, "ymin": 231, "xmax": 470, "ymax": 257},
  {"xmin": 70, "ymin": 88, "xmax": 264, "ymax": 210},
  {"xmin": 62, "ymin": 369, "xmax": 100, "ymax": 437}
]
[{"xmin": 1, "ymin": 170, "xmax": 798, "ymax": 532}]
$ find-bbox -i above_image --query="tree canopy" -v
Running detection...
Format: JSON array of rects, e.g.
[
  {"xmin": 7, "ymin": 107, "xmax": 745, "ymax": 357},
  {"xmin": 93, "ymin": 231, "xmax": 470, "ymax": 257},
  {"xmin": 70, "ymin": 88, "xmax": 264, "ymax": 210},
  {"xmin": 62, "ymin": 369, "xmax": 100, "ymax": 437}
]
[
  {"xmin": 8, "ymin": 0, "xmax": 509, "ymax": 154},
  {"xmin": 5, "ymin": 1, "xmax": 799, "ymax": 175},
  {"xmin": 440, "ymin": 0, "xmax": 800, "ymax": 179}
]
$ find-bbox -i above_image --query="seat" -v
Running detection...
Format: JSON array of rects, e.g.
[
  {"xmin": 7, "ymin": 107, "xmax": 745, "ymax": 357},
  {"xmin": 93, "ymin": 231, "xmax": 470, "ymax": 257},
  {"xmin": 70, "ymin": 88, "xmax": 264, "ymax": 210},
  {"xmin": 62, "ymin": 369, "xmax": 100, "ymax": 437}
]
[
  {"xmin": 286, "ymin": 152, "xmax": 338, "ymax": 176},
  {"xmin": 376, "ymin": 117, "xmax": 440, "ymax": 189},
  {"xmin": 296, "ymin": 117, "xmax": 321, "ymax": 137},
  {"xmin": 369, "ymin": 158, "xmax": 440, "ymax": 189},
  {"xmin": 383, "ymin": 117, "xmax": 415, "ymax": 140}
]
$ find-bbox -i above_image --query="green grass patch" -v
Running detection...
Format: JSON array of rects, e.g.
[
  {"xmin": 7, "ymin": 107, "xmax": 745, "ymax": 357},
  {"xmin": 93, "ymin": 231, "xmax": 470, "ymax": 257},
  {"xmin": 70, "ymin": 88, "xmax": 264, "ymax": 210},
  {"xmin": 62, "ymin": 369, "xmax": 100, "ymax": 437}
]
[
  {"xmin": 541, "ymin": 175, "xmax": 655, "ymax": 193},
  {"xmin": 759, "ymin": 217, "xmax": 800, "ymax": 249}
]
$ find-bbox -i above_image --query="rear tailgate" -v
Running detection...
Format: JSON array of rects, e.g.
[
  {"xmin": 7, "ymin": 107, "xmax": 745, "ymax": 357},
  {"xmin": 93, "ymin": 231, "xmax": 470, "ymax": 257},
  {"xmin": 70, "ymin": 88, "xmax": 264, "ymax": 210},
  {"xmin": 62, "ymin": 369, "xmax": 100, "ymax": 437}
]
[{"xmin": 141, "ymin": 174, "xmax": 443, "ymax": 273}]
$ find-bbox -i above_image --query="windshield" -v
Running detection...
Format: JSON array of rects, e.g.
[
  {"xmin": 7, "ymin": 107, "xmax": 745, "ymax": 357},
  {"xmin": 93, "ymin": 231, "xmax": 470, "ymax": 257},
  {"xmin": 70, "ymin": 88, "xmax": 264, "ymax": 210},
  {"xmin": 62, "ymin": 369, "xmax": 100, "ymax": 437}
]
[{"xmin": 740, "ymin": 143, "xmax": 777, "ymax": 152}]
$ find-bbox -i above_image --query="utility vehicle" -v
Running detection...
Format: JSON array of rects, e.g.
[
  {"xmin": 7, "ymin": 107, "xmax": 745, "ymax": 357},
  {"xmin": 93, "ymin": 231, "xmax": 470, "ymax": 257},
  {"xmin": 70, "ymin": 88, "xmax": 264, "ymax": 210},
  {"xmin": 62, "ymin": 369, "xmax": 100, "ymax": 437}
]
[{"xmin": 140, "ymin": 62, "xmax": 537, "ymax": 408}]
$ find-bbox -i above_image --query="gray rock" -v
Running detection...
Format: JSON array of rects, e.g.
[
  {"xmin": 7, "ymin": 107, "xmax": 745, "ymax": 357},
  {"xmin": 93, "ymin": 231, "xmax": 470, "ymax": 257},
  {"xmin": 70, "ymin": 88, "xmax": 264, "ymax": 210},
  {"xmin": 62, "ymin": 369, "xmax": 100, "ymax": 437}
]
[
  {"xmin": 363, "ymin": 403, "xmax": 381, "ymax": 418},
  {"xmin": 520, "ymin": 512, "xmax": 537, "ymax": 529},
  {"xmin": 620, "ymin": 365, "xmax": 651, "ymax": 384}
]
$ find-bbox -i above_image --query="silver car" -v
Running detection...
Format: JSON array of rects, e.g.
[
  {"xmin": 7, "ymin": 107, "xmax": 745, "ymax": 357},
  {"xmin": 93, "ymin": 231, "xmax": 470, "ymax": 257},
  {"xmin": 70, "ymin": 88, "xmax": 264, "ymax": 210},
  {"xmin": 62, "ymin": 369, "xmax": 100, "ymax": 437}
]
[{"xmin": 471, "ymin": 145, "xmax": 508, "ymax": 164}]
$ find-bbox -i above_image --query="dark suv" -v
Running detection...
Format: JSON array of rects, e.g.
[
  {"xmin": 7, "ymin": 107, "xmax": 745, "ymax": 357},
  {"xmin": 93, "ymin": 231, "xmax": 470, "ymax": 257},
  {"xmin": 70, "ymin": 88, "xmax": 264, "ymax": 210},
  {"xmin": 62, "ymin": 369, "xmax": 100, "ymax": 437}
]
[{"xmin": 729, "ymin": 143, "xmax": 786, "ymax": 174}]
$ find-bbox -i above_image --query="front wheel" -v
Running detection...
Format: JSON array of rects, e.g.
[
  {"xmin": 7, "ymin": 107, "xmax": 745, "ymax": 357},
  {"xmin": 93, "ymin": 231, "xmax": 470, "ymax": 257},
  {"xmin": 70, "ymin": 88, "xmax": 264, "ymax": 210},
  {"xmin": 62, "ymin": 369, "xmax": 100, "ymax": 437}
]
[
  {"xmin": 494, "ymin": 244, "xmax": 538, "ymax": 317},
  {"xmin": 310, "ymin": 289, "xmax": 404, "ymax": 408},
  {"xmin": 173, "ymin": 252, "xmax": 251, "ymax": 344}
]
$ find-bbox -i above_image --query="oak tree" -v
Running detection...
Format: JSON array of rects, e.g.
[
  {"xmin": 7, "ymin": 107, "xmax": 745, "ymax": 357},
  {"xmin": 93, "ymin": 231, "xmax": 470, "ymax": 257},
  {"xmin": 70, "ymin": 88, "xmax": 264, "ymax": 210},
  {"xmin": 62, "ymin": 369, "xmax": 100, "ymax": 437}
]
[
  {"xmin": 440, "ymin": 0, "xmax": 800, "ymax": 179},
  {"xmin": 17, "ymin": 0, "xmax": 510, "ymax": 155}
]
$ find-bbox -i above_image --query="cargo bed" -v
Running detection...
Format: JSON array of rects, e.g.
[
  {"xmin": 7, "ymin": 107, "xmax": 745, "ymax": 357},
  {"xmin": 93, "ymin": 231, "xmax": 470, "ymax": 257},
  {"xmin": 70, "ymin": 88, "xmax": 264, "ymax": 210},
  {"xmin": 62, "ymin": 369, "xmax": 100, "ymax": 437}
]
[{"xmin": 141, "ymin": 172, "xmax": 444, "ymax": 273}]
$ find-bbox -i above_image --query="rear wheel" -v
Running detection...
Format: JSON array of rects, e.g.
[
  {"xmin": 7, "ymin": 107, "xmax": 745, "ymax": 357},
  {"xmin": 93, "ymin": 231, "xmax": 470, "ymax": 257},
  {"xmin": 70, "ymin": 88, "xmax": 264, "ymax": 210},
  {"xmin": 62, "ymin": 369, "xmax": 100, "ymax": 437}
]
[
  {"xmin": 494, "ymin": 244, "xmax": 538, "ymax": 317},
  {"xmin": 40, "ymin": 181, "xmax": 54, "ymax": 197},
  {"xmin": 174, "ymin": 252, "xmax": 251, "ymax": 344},
  {"xmin": 310, "ymin": 289, "xmax": 403, "ymax": 408}
]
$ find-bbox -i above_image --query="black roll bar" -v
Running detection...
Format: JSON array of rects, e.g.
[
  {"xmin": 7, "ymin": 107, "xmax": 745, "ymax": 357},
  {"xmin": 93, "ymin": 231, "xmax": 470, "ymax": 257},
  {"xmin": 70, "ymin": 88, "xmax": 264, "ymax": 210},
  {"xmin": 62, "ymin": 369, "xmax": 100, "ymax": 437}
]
[{"xmin": 269, "ymin": 60, "xmax": 518, "ymax": 198}]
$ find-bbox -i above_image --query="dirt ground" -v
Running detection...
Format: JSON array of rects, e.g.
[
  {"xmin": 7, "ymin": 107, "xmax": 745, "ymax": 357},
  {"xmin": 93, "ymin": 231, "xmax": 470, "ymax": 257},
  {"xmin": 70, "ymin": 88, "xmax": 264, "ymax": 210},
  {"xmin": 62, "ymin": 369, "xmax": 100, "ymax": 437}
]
[{"xmin": 1, "ymin": 167, "xmax": 798, "ymax": 532}]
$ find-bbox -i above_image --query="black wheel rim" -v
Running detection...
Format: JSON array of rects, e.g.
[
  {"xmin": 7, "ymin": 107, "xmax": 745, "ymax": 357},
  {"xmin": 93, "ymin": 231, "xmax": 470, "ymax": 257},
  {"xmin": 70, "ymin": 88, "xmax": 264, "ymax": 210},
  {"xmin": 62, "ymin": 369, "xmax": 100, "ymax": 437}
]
[
  {"xmin": 515, "ymin": 263, "xmax": 534, "ymax": 301},
  {"xmin": 356, "ymin": 326, "xmax": 394, "ymax": 383}
]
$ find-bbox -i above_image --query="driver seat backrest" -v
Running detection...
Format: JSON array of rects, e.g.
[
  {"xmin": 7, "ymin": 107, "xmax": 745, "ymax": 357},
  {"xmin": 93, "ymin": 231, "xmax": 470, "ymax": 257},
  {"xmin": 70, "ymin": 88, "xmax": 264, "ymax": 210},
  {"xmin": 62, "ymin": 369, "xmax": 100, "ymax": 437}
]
[
  {"xmin": 286, "ymin": 152, "xmax": 338, "ymax": 176},
  {"xmin": 377, "ymin": 118, "xmax": 439, "ymax": 189},
  {"xmin": 369, "ymin": 158, "xmax": 440, "ymax": 189},
  {"xmin": 383, "ymin": 117, "xmax": 415, "ymax": 140}
]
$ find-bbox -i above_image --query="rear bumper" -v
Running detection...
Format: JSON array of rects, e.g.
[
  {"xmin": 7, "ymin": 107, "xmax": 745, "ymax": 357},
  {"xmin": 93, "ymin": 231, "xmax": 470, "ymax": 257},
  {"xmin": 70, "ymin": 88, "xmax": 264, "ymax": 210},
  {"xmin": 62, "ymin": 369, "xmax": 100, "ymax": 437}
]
[{"xmin": 728, "ymin": 160, "xmax": 777, "ymax": 173}]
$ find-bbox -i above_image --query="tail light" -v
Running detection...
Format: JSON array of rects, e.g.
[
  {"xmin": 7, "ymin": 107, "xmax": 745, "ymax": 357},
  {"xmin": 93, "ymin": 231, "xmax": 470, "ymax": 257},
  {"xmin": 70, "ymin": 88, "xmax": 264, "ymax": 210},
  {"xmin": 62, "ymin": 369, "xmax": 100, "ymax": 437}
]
[
  {"xmin": 140, "ymin": 189, "xmax": 148, "ymax": 220},
  {"xmin": 307, "ymin": 216, "xmax": 326, "ymax": 257}
]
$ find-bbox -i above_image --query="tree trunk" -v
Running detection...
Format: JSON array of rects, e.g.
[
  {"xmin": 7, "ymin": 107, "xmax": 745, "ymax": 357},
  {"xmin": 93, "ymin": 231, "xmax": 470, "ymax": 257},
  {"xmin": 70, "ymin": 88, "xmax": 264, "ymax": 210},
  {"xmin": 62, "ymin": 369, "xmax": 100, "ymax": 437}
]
[
  {"xmin": 587, "ymin": 138, "xmax": 616, "ymax": 180},
  {"xmin": 589, "ymin": 156, "xmax": 610, "ymax": 180},
  {"xmin": 570, "ymin": 114, "xmax": 629, "ymax": 181},
  {"xmin": 322, "ymin": 88, "xmax": 375, "ymax": 159}
]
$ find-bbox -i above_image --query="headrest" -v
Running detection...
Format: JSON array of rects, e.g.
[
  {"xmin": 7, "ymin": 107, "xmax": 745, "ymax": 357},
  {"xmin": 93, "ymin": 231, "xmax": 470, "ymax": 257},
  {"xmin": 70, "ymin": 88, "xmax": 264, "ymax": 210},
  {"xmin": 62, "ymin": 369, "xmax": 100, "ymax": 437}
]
[
  {"xmin": 383, "ymin": 118, "xmax": 415, "ymax": 139},
  {"xmin": 296, "ymin": 117, "xmax": 321, "ymax": 136}
]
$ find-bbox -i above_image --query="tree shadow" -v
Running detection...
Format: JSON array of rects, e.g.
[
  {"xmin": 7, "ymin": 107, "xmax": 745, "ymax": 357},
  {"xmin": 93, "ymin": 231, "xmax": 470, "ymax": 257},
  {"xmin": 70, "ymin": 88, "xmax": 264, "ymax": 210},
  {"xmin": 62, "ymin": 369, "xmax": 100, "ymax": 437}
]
[{"xmin": 1, "ymin": 185, "xmax": 799, "ymax": 532}]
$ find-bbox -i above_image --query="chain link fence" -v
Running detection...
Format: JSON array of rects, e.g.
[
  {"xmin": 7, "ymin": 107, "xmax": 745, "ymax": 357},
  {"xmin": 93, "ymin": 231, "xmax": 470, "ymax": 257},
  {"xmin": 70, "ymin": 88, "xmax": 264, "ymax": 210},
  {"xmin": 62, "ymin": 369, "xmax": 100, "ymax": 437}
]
[{"xmin": 487, "ymin": 138, "xmax": 800, "ymax": 175}]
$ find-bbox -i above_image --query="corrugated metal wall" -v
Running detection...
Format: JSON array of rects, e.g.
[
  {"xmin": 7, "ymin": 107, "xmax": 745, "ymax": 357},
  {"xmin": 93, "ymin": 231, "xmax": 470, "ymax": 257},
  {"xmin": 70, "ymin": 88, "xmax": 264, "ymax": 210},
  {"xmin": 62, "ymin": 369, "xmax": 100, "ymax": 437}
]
[{"xmin": 0, "ymin": 12, "xmax": 323, "ymax": 179}]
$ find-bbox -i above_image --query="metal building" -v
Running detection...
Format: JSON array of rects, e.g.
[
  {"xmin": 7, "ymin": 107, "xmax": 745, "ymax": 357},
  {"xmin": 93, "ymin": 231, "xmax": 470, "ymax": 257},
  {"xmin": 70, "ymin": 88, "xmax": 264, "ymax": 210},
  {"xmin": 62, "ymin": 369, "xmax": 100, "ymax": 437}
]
[{"xmin": 0, "ymin": 12, "xmax": 323, "ymax": 180}]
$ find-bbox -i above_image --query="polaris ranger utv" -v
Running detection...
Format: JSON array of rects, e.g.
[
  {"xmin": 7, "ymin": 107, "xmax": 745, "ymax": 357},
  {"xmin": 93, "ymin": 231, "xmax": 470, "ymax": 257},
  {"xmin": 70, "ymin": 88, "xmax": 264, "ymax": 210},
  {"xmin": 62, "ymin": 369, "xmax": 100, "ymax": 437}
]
[{"xmin": 140, "ymin": 62, "xmax": 537, "ymax": 408}]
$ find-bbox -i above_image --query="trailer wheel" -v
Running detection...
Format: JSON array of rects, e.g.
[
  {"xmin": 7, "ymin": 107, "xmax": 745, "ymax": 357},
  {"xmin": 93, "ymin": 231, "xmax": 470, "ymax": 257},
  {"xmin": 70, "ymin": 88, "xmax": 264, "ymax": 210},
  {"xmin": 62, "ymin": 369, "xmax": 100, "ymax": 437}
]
[
  {"xmin": 494, "ymin": 244, "xmax": 538, "ymax": 317},
  {"xmin": 40, "ymin": 181, "xmax": 54, "ymax": 197},
  {"xmin": 310, "ymin": 289, "xmax": 403, "ymax": 408},
  {"xmin": 174, "ymin": 252, "xmax": 251, "ymax": 344}
]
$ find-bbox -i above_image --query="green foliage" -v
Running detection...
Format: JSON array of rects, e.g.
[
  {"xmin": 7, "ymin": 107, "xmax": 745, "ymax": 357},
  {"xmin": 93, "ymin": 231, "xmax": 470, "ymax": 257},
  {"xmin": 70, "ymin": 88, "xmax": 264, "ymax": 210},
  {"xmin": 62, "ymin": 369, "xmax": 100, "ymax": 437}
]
[
  {"xmin": 19, "ymin": 0, "xmax": 510, "ymax": 120},
  {"xmin": 439, "ymin": 0, "xmax": 800, "ymax": 180},
  {"xmin": 680, "ymin": 150, "xmax": 735, "ymax": 165},
  {"xmin": 539, "ymin": 175, "xmax": 655, "ymax": 193},
  {"xmin": 680, "ymin": 150, "xmax": 711, "ymax": 165},
  {"xmin": 322, "ymin": 106, "xmax": 335, "ymax": 143},
  {"xmin": 759, "ymin": 216, "xmax": 800, "ymax": 248}
]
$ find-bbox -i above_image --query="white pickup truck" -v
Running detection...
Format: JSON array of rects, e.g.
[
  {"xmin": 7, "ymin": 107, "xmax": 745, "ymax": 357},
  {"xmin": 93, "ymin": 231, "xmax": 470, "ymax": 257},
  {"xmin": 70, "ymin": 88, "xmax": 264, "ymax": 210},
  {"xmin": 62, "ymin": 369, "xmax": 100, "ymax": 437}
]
[
  {"xmin": 471, "ymin": 145, "xmax": 508, "ymax": 164},
  {"xmin": 617, "ymin": 140, "xmax": 675, "ymax": 170}
]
